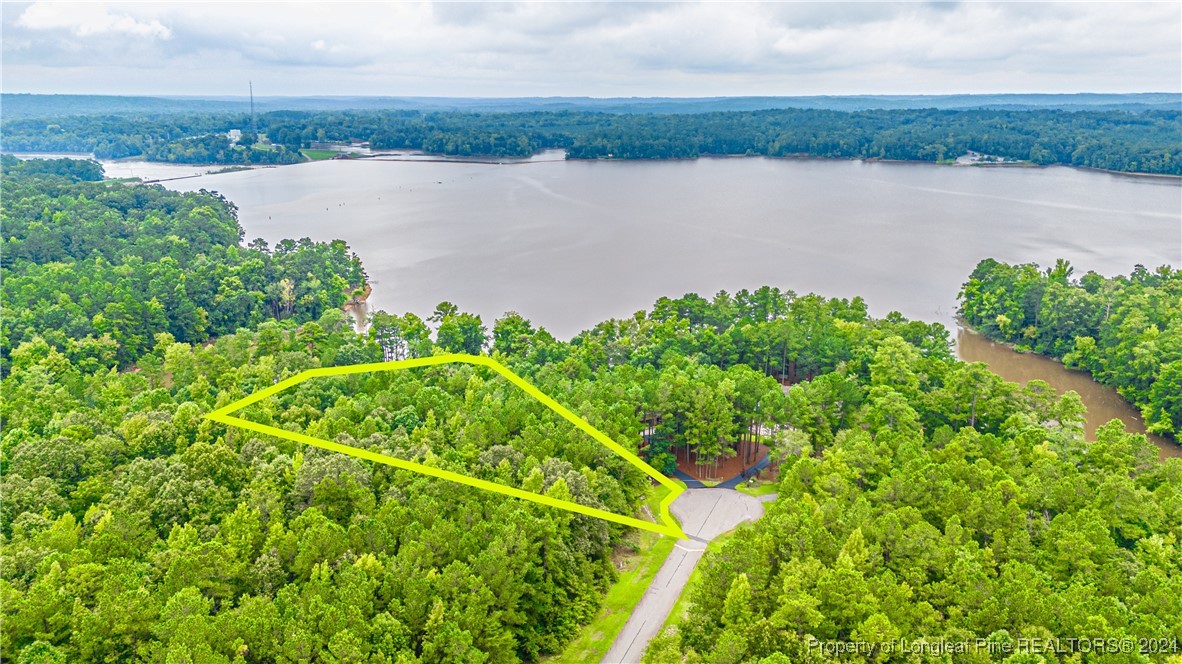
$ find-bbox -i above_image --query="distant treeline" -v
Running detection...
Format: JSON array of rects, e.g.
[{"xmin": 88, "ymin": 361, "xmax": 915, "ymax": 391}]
[
  {"xmin": 3, "ymin": 107, "xmax": 1180, "ymax": 174},
  {"xmin": 4, "ymin": 92, "xmax": 1180, "ymax": 118}
]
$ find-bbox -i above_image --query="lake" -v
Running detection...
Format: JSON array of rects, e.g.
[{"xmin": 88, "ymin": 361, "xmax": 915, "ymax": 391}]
[
  {"xmin": 110, "ymin": 155, "xmax": 1181, "ymax": 454},
  {"xmin": 128, "ymin": 155, "xmax": 1180, "ymax": 339}
]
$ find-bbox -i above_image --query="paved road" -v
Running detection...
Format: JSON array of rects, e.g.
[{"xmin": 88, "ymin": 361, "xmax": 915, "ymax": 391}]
[{"xmin": 601, "ymin": 489, "xmax": 777, "ymax": 664}]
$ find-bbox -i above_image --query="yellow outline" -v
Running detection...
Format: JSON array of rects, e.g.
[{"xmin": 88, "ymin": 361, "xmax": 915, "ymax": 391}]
[{"xmin": 205, "ymin": 353, "xmax": 687, "ymax": 539}]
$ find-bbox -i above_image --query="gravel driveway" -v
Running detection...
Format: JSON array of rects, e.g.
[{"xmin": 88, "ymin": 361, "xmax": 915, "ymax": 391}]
[{"xmin": 601, "ymin": 489, "xmax": 776, "ymax": 664}]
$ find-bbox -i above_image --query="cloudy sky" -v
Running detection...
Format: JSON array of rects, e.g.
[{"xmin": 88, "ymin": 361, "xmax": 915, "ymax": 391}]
[{"xmin": 3, "ymin": 1, "xmax": 1179, "ymax": 97}]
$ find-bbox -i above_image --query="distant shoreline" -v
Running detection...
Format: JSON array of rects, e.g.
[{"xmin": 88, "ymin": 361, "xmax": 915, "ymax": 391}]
[{"xmin": 9, "ymin": 149, "xmax": 1182, "ymax": 180}]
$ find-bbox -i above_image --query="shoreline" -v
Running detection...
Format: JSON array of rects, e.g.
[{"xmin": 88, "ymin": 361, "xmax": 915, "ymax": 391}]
[
  {"xmin": 128, "ymin": 154, "xmax": 1182, "ymax": 181},
  {"xmin": 1071, "ymin": 165, "xmax": 1182, "ymax": 181},
  {"xmin": 956, "ymin": 321, "xmax": 1181, "ymax": 458},
  {"xmin": 12, "ymin": 149, "xmax": 1179, "ymax": 180},
  {"xmin": 362, "ymin": 155, "xmax": 563, "ymax": 165}
]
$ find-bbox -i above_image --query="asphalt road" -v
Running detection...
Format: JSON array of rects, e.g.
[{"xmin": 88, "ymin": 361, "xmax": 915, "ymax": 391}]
[{"xmin": 601, "ymin": 489, "xmax": 776, "ymax": 664}]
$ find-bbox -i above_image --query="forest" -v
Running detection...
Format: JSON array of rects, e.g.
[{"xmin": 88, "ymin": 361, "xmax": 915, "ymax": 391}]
[
  {"xmin": 959, "ymin": 259, "xmax": 1182, "ymax": 440},
  {"xmin": 644, "ymin": 350, "xmax": 1180, "ymax": 663},
  {"xmin": 0, "ymin": 156, "xmax": 366, "ymax": 370},
  {"xmin": 2, "ymin": 159, "xmax": 1180, "ymax": 662},
  {"xmin": 2, "ymin": 106, "xmax": 1180, "ymax": 174}
]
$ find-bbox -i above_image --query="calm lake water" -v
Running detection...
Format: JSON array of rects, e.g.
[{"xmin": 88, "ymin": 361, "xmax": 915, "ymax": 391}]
[
  {"xmin": 130, "ymin": 155, "xmax": 1180, "ymax": 339},
  {"xmin": 110, "ymin": 155, "xmax": 1181, "ymax": 454}
]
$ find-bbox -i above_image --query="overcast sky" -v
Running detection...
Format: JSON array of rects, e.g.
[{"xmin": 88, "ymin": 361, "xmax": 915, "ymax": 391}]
[{"xmin": 3, "ymin": 1, "xmax": 1179, "ymax": 97}]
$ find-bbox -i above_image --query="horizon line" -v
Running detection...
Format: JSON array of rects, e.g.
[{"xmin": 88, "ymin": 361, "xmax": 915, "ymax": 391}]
[{"xmin": 5, "ymin": 91, "xmax": 1181, "ymax": 99}]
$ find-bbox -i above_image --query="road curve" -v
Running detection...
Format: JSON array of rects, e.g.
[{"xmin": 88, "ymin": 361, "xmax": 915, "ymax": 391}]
[{"xmin": 602, "ymin": 489, "xmax": 776, "ymax": 664}]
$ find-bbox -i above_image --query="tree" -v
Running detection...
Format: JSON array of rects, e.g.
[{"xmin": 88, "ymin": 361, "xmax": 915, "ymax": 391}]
[
  {"xmin": 492, "ymin": 312, "xmax": 536, "ymax": 357},
  {"xmin": 436, "ymin": 312, "xmax": 486, "ymax": 355},
  {"xmin": 430, "ymin": 301, "xmax": 459, "ymax": 324}
]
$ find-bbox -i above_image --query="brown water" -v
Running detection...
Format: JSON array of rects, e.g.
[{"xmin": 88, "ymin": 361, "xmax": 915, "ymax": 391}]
[{"xmin": 957, "ymin": 326, "xmax": 1180, "ymax": 459}]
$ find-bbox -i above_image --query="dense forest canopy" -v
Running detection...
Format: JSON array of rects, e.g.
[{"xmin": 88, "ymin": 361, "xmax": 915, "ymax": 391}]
[
  {"xmin": 2, "ymin": 159, "xmax": 1179, "ymax": 662},
  {"xmin": 0, "ymin": 156, "xmax": 367, "ymax": 371},
  {"xmin": 960, "ymin": 259, "xmax": 1182, "ymax": 440},
  {"xmin": 645, "ymin": 362, "xmax": 1179, "ymax": 663},
  {"xmin": 3, "ymin": 106, "xmax": 1180, "ymax": 174}
]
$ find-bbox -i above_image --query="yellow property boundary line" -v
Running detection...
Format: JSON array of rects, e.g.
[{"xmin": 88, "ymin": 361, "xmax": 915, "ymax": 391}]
[{"xmin": 205, "ymin": 353, "xmax": 687, "ymax": 539}]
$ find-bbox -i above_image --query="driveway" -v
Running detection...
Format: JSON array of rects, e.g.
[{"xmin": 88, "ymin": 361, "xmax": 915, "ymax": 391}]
[{"xmin": 601, "ymin": 489, "xmax": 776, "ymax": 664}]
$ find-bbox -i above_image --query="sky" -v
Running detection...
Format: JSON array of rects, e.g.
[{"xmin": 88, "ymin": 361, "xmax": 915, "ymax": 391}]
[{"xmin": 3, "ymin": 1, "xmax": 1180, "ymax": 97}]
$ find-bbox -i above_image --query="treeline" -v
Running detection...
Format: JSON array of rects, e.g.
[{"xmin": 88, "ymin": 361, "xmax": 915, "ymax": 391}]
[
  {"xmin": 0, "ymin": 155, "xmax": 104, "ymax": 181},
  {"xmin": 141, "ymin": 134, "xmax": 303, "ymax": 166},
  {"xmin": 0, "ymin": 157, "xmax": 366, "ymax": 370},
  {"xmin": 960, "ymin": 259, "xmax": 1181, "ymax": 439},
  {"xmin": 2, "ymin": 114, "xmax": 245, "ymax": 159},
  {"xmin": 0, "ymin": 114, "xmax": 301, "ymax": 164},
  {"xmin": 370, "ymin": 288, "xmax": 949, "ymax": 476},
  {"xmin": 3, "ymin": 107, "xmax": 1180, "ymax": 174}
]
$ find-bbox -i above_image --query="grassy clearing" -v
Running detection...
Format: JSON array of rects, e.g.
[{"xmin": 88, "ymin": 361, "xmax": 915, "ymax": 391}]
[
  {"xmin": 300, "ymin": 149, "xmax": 337, "ymax": 161},
  {"xmin": 545, "ymin": 484, "xmax": 679, "ymax": 663},
  {"xmin": 736, "ymin": 480, "xmax": 779, "ymax": 497}
]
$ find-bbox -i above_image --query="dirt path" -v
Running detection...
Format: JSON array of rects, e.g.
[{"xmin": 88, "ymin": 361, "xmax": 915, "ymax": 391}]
[{"xmin": 601, "ymin": 489, "xmax": 777, "ymax": 664}]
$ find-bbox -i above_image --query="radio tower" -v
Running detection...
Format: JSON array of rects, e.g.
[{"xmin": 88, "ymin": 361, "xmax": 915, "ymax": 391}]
[{"xmin": 249, "ymin": 81, "xmax": 256, "ymax": 136}]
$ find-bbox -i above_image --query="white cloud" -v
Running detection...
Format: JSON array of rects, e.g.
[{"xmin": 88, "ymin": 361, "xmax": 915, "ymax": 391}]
[
  {"xmin": 17, "ymin": 1, "xmax": 172, "ymax": 39},
  {"xmin": 1, "ymin": 1, "xmax": 1178, "ymax": 96}
]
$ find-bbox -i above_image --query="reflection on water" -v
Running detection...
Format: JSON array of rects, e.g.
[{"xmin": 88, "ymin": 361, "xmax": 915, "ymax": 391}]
[
  {"xmin": 956, "ymin": 326, "xmax": 1180, "ymax": 459},
  {"xmin": 344, "ymin": 301, "xmax": 369, "ymax": 334}
]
